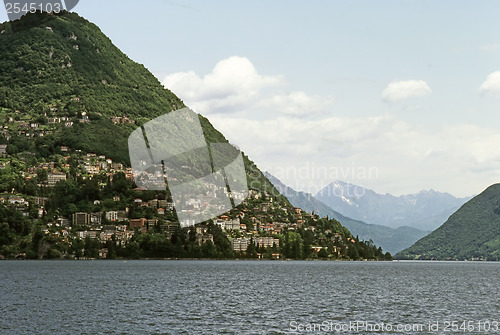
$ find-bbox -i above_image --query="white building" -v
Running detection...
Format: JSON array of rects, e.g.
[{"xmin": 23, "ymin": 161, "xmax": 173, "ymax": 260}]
[
  {"xmin": 213, "ymin": 217, "xmax": 240, "ymax": 231},
  {"xmin": 231, "ymin": 238, "xmax": 251, "ymax": 252},
  {"xmin": 106, "ymin": 211, "xmax": 119, "ymax": 222}
]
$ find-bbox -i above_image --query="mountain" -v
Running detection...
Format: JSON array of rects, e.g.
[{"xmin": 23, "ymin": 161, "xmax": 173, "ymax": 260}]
[
  {"xmin": 315, "ymin": 180, "xmax": 470, "ymax": 231},
  {"xmin": 0, "ymin": 11, "xmax": 278, "ymax": 196},
  {"xmin": 1, "ymin": 12, "xmax": 181, "ymax": 164},
  {"xmin": 0, "ymin": 11, "xmax": 392, "ymax": 261},
  {"xmin": 396, "ymin": 184, "xmax": 500, "ymax": 260},
  {"xmin": 265, "ymin": 172, "xmax": 429, "ymax": 254}
]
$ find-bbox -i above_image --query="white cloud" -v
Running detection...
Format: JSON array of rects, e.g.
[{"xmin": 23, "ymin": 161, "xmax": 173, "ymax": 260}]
[
  {"xmin": 479, "ymin": 71, "xmax": 500, "ymax": 96},
  {"xmin": 163, "ymin": 56, "xmax": 332, "ymax": 117},
  {"xmin": 381, "ymin": 80, "xmax": 432, "ymax": 103}
]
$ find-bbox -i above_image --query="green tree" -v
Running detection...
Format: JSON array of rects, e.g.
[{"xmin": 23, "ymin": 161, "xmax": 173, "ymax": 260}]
[
  {"xmin": 347, "ymin": 244, "xmax": 359, "ymax": 260},
  {"xmin": 48, "ymin": 248, "xmax": 62, "ymax": 259},
  {"xmin": 71, "ymin": 238, "xmax": 84, "ymax": 258},
  {"xmin": 246, "ymin": 238, "xmax": 258, "ymax": 258},
  {"xmin": 283, "ymin": 231, "xmax": 303, "ymax": 259},
  {"xmin": 36, "ymin": 168, "xmax": 48, "ymax": 184},
  {"xmin": 83, "ymin": 236, "xmax": 100, "ymax": 258},
  {"xmin": 201, "ymin": 240, "xmax": 217, "ymax": 258},
  {"xmin": 318, "ymin": 248, "xmax": 329, "ymax": 259}
]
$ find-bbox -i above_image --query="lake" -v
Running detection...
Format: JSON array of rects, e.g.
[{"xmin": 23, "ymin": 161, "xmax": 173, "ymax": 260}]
[{"xmin": 0, "ymin": 260, "xmax": 499, "ymax": 334}]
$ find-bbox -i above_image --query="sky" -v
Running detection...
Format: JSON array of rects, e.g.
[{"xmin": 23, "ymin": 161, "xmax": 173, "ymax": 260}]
[{"xmin": 3, "ymin": 0, "xmax": 500, "ymax": 197}]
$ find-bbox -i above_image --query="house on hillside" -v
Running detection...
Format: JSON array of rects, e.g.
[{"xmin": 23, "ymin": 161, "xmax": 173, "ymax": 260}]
[
  {"xmin": 130, "ymin": 218, "xmax": 147, "ymax": 229},
  {"xmin": 47, "ymin": 171, "xmax": 67, "ymax": 186},
  {"xmin": 72, "ymin": 212, "xmax": 90, "ymax": 226}
]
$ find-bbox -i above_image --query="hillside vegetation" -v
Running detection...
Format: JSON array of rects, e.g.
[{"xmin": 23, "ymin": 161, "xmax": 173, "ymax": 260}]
[
  {"xmin": 396, "ymin": 184, "xmax": 500, "ymax": 260},
  {"xmin": 0, "ymin": 11, "xmax": 278, "ymax": 195}
]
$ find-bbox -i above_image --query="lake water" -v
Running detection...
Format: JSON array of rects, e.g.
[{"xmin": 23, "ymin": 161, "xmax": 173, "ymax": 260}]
[{"xmin": 0, "ymin": 260, "xmax": 499, "ymax": 334}]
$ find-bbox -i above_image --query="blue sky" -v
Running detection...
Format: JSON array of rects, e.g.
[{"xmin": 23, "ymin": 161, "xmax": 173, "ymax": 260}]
[{"xmin": 3, "ymin": 0, "xmax": 500, "ymax": 197}]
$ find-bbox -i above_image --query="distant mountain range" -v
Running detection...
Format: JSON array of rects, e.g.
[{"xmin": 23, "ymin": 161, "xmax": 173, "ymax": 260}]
[
  {"xmin": 396, "ymin": 183, "xmax": 500, "ymax": 260},
  {"xmin": 265, "ymin": 173, "xmax": 428, "ymax": 254},
  {"xmin": 315, "ymin": 180, "xmax": 470, "ymax": 231}
]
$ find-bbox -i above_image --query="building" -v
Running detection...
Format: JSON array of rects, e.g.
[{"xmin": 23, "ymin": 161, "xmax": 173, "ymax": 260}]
[
  {"xmin": 213, "ymin": 217, "xmax": 240, "ymax": 231},
  {"xmin": 195, "ymin": 226, "xmax": 214, "ymax": 246},
  {"xmin": 98, "ymin": 248, "xmax": 108, "ymax": 258},
  {"xmin": 84, "ymin": 165, "xmax": 100, "ymax": 175},
  {"xmin": 129, "ymin": 218, "xmax": 147, "ymax": 229},
  {"xmin": 47, "ymin": 172, "xmax": 67, "ymax": 186},
  {"xmin": 0, "ymin": 144, "xmax": 7, "ymax": 156},
  {"xmin": 72, "ymin": 212, "xmax": 90, "ymax": 226},
  {"xmin": 56, "ymin": 217, "xmax": 70, "ymax": 227},
  {"xmin": 148, "ymin": 199, "xmax": 159, "ymax": 208},
  {"xmin": 156, "ymin": 200, "xmax": 174, "ymax": 210},
  {"xmin": 254, "ymin": 237, "xmax": 280, "ymax": 249},
  {"xmin": 147, "ymin": 219, "xmax": 158, "ymax": 232},
  {"xmin": 77, "ymin": 230, "xmax": 99, "ymax": 239},
  {"xmin": 105, "ymin": 211, "xmax": 118, "ymax": 222},
  {"xmin": 260, "ymin": 203, "xmax": 272, "ymax": 212},
  {"xmin": 160, "ymin": 223, "xmax": 178, "ymax": 234},
  {"xmin": 186, "ymin": 198, "xmax": 201, "ymax": 209},
  {"xmin": 180, "ymin": 219, "xmax": 195, "ymax": 228},
  {"xmin": 90, "ymin": 212, "xmax": 102, "ymax": 225},
  {"xmin": 33, "ymin": 197, "xmax": 48, "ymax": 206},
  {"xmin": 48, "ymin": 117, "xmax": 61, "ymax": 124},
  {"xmin": 231, "ymin": 238, "xmax": 251, "ymax": 252},
  {"xmin": 8, "ymin": 197, "xmax": 28, "ymax": 206},
  {"xmin": 111, "ymin": 163, "xmax": 124, "ymax": 171}
]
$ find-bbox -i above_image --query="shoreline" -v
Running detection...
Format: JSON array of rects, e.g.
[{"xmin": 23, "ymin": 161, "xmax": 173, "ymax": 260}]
[
  {"xmin": 0, "ymin": 257, "xmax": 391, "ymax": 261},
  {"xmin": 2, "ymin": 258, "xmax": 498, "ymax": 262}
]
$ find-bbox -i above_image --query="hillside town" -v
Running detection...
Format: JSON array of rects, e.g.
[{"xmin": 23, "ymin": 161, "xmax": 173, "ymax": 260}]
[
  {"xmin": 0, "ymin": 97, "xmax": 388, "ymax": 260},
  {"xmin": 0, "ymin": 142, "xmax": 376, "ymax": 260}
]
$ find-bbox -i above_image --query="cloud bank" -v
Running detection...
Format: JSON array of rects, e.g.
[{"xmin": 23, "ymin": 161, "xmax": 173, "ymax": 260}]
[
  {"xmin": 208, "ymin": 114, "xmax": 500, "ymax": 197},
  {"xmin": 162, "ymin": 57, "xmax": 500, "ymax": 197}
]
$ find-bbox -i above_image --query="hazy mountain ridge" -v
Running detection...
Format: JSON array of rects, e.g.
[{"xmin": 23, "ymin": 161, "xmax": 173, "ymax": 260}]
[
  {"xmin": 396, "ymin": 183, "xmax": 500, "ymax": 260},
  {"xmin": 315, "ymin": 180, "xmax": 470, "ymax": 231},
  {"xmin": 264, "ymin": 172, "xmax": 428, "ymax": 254}
]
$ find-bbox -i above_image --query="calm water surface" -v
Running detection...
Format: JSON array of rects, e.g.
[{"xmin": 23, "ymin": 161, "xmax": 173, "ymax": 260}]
[{"xmin": 0, "ymin": 260, "xmax": 499, "ymax": 334}]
